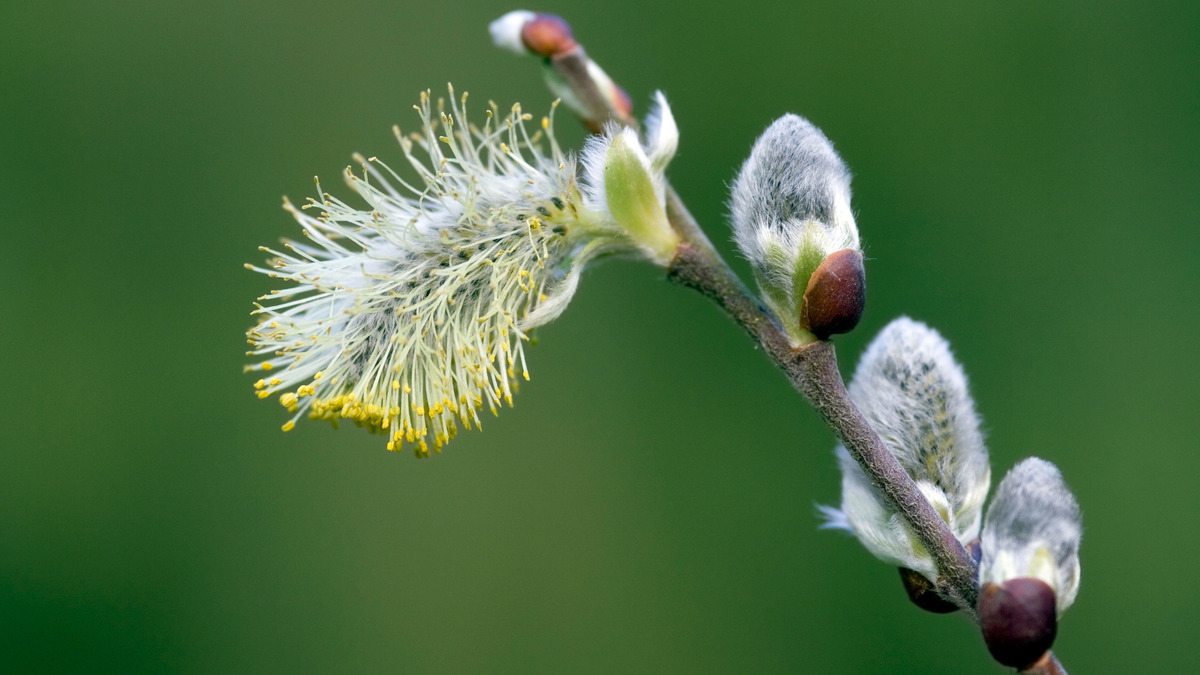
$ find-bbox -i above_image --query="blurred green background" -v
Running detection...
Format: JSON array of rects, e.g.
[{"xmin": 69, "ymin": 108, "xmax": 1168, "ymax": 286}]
[{"xmin": 2, "ymin": 0, "xmax": 1196, "ymax": 672}]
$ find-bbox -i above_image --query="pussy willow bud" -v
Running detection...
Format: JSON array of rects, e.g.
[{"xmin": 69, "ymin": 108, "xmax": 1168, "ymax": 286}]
[
  {"xmin": 821, "ymin": 318, "xmax": 990, "ymax": 584},
  {"xmin": 730, "ymin": 114, "xmax": 862, "ymax": 344},
  {"xmin": 489, "ymin": 10, "xmax": 632, "ymax": 124},
  {"xmin": 978, "ymin": 458, "xmax": 1082, "ymax": 667}
]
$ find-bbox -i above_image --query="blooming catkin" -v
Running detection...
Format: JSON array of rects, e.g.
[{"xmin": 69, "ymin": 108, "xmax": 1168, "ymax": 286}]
[{"xmin": 247, "ymin": 87, "xmax": 678, "ymax": 456}]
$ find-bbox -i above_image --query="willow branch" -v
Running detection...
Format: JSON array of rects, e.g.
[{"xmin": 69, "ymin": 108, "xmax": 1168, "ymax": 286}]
[
  {"xmin": 533, "ymin": 20, "xmax": 1066, "ymax": 674},
  {"xmin": 548, "ymin": 40, "xmax": 980, "ymax": 612}
]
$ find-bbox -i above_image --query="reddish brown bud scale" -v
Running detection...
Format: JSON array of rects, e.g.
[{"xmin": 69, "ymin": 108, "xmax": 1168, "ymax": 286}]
[
  {"xmin": 898, "ymin": 567, "xmax": 959, "ymax": 614},
  {"xmin": 521, "ymin": 14, "xmax": 577, "ymax": 58},
  {"xmin": 609, "ymin": 84, "xmax": 634, "ymax": 120},
  {"xmin": 801, "ymin": 248, "xmax": 866, "ymax": 340},
  {"xmin": 979, "ymin": 579, "xmax": 1058, "ymax": 669}
]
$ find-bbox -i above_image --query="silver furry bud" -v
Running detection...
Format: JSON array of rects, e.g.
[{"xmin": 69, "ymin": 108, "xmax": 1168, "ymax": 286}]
[
  {"xmin": 730, "ymin": 115, "xmax": 861, "ymax": 344},
  {"xmin": 980, "ymin": 458, "xmax": 1083, "ymax": 614},
  {"xmin": 821, "ymin": 317, "xmax": 990, "ymax": 582}
]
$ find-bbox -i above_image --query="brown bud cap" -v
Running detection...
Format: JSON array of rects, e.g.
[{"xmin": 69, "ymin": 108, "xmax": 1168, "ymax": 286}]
[
  {"xmin": 521, "ymin": 14, "xmax": 577, "ymax": 58},
  {"xmin": 801, "ymin": 248, "xmax": 865, "ymax": 340},
  {"xmin": 979, "ymin": 579, "xmax": 1058, "ymax": 669},
  {"xmin": 898, "ymin": 567, "xmax": 959, "ymax": 614}
]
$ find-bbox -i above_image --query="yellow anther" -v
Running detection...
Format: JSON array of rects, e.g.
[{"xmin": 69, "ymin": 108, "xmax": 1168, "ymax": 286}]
[
  {"xmin": 403, "ymin": 383, "xmax": 412, "ymax": 394},
  {"xmin": 281, "ymin": 420, "xmax": 295, "ymax": 432},
  {"xmin": 254, "ymin": 379, "xmax": 266, "ymax": 390},
  {"xmin": 280, "ymin": 393, "xmax": 298, "ymax": 407},
  {"xmin": 269, "ymin": 378, "xmax": 281, "ymax": 386},
  {"xmin": 257, "ymin": 390, "xmax": 271, "ymax": 399},
  {"xmin": 261, "ymin": 362, "xmax": 273, "ymax": 371},
  {"xmin": 541, "ymin": 116, "xmax": 550, "ymax": 130},
  {"xmin": 392, "ymin": 380, "xmax": 400, "ymax": 390},
  {"xmin": 414, "ymin": 405, "xmax": 425, "ymax": 416},
  {"xmin": 313, "ymin": 371, "xmax": 323, "ymax": 379}
]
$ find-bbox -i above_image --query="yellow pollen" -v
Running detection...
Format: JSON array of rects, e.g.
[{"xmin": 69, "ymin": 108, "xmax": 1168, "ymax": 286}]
[
  {"xmin": 392, "ymin": 380, "xmax": 400, "ymax": 390},
  {"xmin": 280, "ymin": 392, "xmax": 298, "ymax": 407},
  {"xmin": 254, "ymin": 379, "xmax": 266, "ymax": 390},
  {"xmin": 257, "ymin": 390, "xmax": 271, "ymax": 399},
  {"xmin": 261, "ymin": 362, "xmax": 273, "ymax": 371},
  {"xmin": 281, "ymin": 420, "xmax": 295, "ymax": 432}
]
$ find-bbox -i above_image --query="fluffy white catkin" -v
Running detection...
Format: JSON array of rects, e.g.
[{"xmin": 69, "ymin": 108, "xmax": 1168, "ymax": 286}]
[{"xmin": 822, "ymin": 317, "xmax": 990, "ymax": 580}]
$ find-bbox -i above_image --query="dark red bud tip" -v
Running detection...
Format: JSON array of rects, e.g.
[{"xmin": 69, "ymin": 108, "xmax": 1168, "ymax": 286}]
[
  {"xmin": 898, "ymin": 567, "xmax": 959, "ymax": 614},
  {"xmin": 521, "ymin": 14, "xmax": 577, "ymax": 58},
  {"xmin": 979, "ymin": 579, "xmax": 1058, "ymax": 669},
  {"xmin": 801, "ymin": 249, "xmax": 866, "ymax": 340}
]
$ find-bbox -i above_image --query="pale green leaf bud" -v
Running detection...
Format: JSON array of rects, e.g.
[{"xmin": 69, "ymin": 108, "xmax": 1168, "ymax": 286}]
[{"xmin": 580, "ymin": 93, "xmax": 681, "ymax": 264}]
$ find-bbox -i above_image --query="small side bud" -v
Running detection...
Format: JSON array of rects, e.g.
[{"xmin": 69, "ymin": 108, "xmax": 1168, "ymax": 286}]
[
  {"xmin": 964, "ymin": 537, "xmax": 983, "ymax": 565},
  {"xmin": 979, "ymin": 578, "xmax": 1058, "ymax": 669},
  {"xmin": 898, "ymin": 567, "xmax": 959, "ymax": 614},
  {"xmin": 729, "ymin": 115, "xmax": 862, "ymax": 344},
  {"xmin": 801, "ymin": 248, "xmax": 865, "ymax": 339}
]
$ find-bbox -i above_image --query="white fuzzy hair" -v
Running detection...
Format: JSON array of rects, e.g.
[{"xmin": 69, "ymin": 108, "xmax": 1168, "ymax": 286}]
[{"xmin": 822, "ymin": 317, "xmax": 991, "ymax": 580}]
